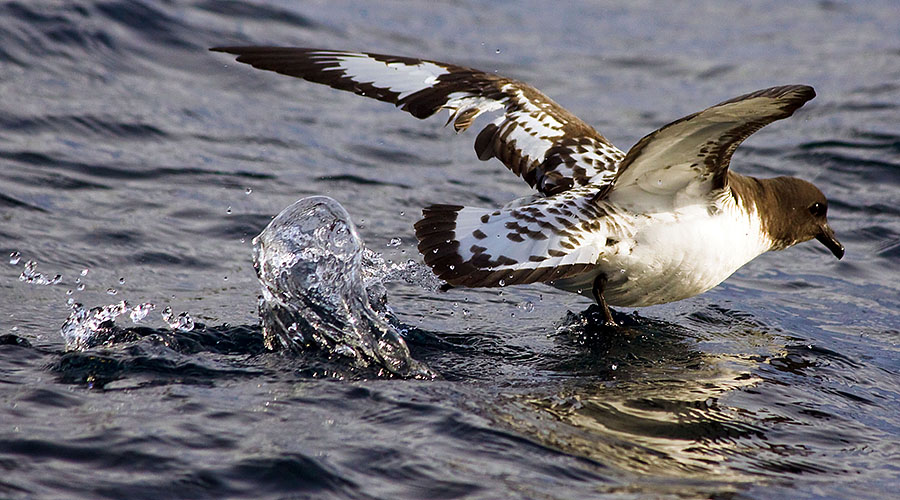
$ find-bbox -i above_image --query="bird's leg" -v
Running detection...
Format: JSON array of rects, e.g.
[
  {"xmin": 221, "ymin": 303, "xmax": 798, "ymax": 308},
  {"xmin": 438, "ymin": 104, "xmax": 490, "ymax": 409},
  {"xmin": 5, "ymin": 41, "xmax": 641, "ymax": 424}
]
[{"xmin": 591, "ymin": 274, "xmax": 617, "ymax": 327}]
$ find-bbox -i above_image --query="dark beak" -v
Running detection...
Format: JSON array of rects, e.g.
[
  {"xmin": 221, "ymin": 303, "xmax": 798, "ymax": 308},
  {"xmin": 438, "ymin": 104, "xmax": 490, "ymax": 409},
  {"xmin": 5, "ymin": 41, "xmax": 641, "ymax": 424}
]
[{"xmin": 815, "ymin": 223, "xmax": 844, "ymax": 259}]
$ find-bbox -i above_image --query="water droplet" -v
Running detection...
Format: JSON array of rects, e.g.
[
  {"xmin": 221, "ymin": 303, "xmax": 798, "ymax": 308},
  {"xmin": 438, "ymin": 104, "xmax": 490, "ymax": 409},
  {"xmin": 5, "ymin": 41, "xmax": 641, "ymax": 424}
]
[
  {"xmin": 226, "ymin": 206, "xmax": 232, "ymax": 214},
  {"xmin": 81, "ymin": 269, "xmax": 89, "ymax": 276},
  {"xmin": 106, "ymin": 288, "xmax": 117, "ymax": 295},
  {"xmin": 18, "ymin": 260, "xmax": 50, "ymax": 284},
  {"xmin": 161, "ymin": 307, "xmax": 194, "ymax": 331},
  {"xmin": 175, "ymin": 312, "xmax": 194, "ymax": 331},
  {"xmin": 495, "ymin": 48, "xmax": 501, "ymax": 54},
  {"xmin": 77, "ymin": 283, "xmax": 85, "ymax": 291},
  {"xmin": 245, "ymin": 188, "xmax": 253, "ymax": 195},
  {"xmin": 518, "ymin": 300, "xmax": 535, "ymax": 313},
  {"xmin": 129, "ymin": 302, "xmax": 156, "ymax": 323},
  {"xmin": 399, "ymin": 211, "xmax": 405, "ymax": 216},
  {"xmin": 498, "ymin": 279, "xmax": 505, "ymax": 286},
  {"xmin": 8, "ymin": 251, "xmax": 20, "ymax": 265},
  {"xmin": 448, "ymin": 265, "xmax": 455, "ymax": 270},
  {"xmin": 223, "ymin": 276, "xmax": 228, "ymax": 281},
  {"xmin": 611, "ymin": 364, "xmax": 618, "ymax": 371},
  {"xmin": 387, "ymin": 237, "xmax": 402, "ymax": 247},
  {"xmin": 118, "ymin": 277, "xmax": 125, "ymax": 285}
]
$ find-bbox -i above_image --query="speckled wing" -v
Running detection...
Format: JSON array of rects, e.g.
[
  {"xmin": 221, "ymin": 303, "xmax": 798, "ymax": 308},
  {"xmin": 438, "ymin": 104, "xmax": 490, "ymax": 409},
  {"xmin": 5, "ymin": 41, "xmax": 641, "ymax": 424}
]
[
  {"xmin": 414, "ymin": 184, "xmax": 617, "ymax": 287},
  {"xmin": 211, "ymin": 46, "xmax": 623, "ymax": 195},
  {"xmin": 602, "ymin": 85, "xmax": 816, "ymax": 201}
]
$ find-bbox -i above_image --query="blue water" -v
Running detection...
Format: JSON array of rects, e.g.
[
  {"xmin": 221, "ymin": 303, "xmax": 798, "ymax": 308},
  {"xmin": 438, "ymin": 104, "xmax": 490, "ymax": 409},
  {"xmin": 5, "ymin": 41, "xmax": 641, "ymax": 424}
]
[{"xmin": 2, "ymin": 1, "xmax": 899, "ymax": 498}]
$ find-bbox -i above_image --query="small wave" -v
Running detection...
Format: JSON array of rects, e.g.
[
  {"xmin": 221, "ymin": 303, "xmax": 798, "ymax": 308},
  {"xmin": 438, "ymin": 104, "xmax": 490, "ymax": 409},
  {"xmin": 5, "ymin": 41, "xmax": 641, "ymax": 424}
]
[
  {"xmin": 94, "ymin": 0, "xmax": 199, "ymax": 50},
  {"xmin": 0, "ymin": 191, "xmax": 48, "ymax": 212},
  {"xmin": 348, "ymin": 143, "xmax": 449, "ymax": 166},
  {"xmin": 0, "ymin": 112, "xmax": 169, "ymax": 140},
  {"xmin": 194, "ymin": 0, "xmax": 319, "ymax": 29},
  {"xmin": 316, "ymin": 174, "xmax": 413, "ymax": 188}
]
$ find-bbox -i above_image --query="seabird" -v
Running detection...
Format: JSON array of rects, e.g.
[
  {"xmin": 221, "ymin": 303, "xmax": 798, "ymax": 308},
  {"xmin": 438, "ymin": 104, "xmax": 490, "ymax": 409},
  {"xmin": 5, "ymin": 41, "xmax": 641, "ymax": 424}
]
[{"xmin": 212, "ymin": 47, "xmax": 843, "ymax": 325}]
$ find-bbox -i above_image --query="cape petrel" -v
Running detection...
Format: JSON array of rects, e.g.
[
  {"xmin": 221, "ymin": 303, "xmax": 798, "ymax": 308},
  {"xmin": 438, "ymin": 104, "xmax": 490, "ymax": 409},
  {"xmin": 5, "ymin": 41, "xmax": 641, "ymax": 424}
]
[{"xmin": 212, "ymin": 47, "xmax": 843, "ymax": 325}]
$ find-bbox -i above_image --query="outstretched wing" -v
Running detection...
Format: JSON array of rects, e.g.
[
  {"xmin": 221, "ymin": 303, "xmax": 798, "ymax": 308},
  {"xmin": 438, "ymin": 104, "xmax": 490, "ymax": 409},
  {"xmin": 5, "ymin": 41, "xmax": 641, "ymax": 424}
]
[
  {"xmin": 211, "ymin": 46, "xmax": 623, "ymax": 195},
  {"xmin": 601, "ymin": 85, "xmax": 816, "ymax": 202},
  {"xmin": 414, "ymin": 184, "xmax": 623, "ymax": 287}
]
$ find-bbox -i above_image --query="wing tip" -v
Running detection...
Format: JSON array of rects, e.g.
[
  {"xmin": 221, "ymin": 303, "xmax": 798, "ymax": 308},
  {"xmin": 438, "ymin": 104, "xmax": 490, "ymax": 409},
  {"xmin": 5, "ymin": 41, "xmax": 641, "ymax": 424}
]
[{"xmin": 720, "ymin": 84, "xmax": 817, "ymax": 112}]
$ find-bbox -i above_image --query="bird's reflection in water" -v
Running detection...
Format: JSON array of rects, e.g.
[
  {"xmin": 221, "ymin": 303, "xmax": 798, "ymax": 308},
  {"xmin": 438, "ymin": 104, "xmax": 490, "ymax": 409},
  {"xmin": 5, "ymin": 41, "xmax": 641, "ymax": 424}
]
[{"xmin": 494, "ymin": 305, "xmax": 798, "ymax": 492}]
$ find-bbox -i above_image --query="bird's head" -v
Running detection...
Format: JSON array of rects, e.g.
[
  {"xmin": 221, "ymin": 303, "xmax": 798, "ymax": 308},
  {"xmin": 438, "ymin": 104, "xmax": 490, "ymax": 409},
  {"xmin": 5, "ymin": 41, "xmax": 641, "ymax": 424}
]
[{"xmin": 763, "ymin": 177, "xmax": 843, "ymax": 259}]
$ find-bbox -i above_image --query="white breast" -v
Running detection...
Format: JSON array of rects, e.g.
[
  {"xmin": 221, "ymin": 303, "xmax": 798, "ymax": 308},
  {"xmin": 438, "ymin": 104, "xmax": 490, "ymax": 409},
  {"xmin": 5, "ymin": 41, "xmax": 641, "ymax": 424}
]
[{"xmin": 551, "ymin": 197, "xmax": 772, "ymax": 307}]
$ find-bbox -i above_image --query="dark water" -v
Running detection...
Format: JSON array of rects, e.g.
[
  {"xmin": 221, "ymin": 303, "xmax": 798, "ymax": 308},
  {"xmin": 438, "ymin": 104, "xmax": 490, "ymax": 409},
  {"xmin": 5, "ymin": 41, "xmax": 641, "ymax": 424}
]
[{"xmin": 2, "ymin": 1, "xmax": 899, "ymax": 498}]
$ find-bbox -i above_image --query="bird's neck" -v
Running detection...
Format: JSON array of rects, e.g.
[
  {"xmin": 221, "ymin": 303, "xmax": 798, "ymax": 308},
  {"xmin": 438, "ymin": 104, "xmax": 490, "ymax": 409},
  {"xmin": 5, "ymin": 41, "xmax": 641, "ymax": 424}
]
[{"xmin": 727, "ymin": 172, "xmax": 798, "ymax": 251}]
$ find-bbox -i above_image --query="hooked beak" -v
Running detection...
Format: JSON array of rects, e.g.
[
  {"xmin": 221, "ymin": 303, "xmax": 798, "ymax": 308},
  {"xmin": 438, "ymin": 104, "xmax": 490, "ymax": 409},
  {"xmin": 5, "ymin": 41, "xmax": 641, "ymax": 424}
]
[{"xmin": 815, "ymin": 223, "xmax": 844, "ymax": 259}]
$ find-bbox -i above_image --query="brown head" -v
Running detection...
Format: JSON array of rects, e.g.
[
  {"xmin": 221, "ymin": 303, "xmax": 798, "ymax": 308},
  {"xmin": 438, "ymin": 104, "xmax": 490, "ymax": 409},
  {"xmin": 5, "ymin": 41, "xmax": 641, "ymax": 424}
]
[{"xmin": 739, "ymin": 176, "xmax": 843, "ymax": 259}]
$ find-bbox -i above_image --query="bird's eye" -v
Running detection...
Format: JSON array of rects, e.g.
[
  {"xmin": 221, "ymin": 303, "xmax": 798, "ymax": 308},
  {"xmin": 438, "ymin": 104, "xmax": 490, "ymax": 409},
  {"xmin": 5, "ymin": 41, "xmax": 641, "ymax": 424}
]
[{"xmin": 808, "ymin": 202, "xmax": 827, "ymax": 217}]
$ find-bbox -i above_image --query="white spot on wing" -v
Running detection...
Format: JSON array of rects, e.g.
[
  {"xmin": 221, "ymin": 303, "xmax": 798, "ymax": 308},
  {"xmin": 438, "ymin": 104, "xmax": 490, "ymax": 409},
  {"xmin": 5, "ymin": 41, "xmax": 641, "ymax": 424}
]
[{"xmin": 326, "ymin": 53, "xmax": 449, "ymax": 100}]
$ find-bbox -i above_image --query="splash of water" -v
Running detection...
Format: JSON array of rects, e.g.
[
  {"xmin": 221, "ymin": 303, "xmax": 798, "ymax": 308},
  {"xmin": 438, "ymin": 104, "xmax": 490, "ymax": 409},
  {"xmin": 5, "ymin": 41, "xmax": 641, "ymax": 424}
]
[
  {"xmin": 60, "ymin": 301, "xmax": 130, "ymax": 350},
  {"xmin": 18, "ymin": 260, "xmax": 62, "ymax": 285},
  {"xmin": 59, "ymin": 301, "xmax": 162, "ymax": 350},
  {"xmin": 162, "ymin": 306, "xmax": 195, "ymax": 332},
  {"xmin": 252, "ymin": 196, "xmax": 436, "ymax": 378}
]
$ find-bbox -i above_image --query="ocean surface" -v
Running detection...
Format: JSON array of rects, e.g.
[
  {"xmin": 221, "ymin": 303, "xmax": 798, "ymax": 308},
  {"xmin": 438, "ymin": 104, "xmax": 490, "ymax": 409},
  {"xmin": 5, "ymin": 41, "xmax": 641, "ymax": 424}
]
[{"xmin": 2, "ymin": 1, "xmax": 899, "ymax": 498}]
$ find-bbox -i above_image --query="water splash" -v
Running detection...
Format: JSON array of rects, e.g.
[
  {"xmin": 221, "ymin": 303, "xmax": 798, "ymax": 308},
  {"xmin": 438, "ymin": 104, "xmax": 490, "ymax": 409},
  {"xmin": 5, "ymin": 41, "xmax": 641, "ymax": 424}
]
[
  {"xmin": 18, "ymin": 260, "xmax": 62, "ymax": 285},
  {"xmin": 60, "ymin": 301, "xmax": 130, "ymax": 350},
  {"xmin": 252, "ymin": 196, "xmax": 436, "ymax": 378},
  {"xmin": 361, "ymin": 252, "xmax": 442, "ymax": 294},
  {"xmin": 162, "ymin": 306, "xmax": 195, "ymax": 332},
  {"xmin": 60, "ymin": 301, "xmax": 162, "ymax": 350},
  {"xmin": 129, "ymin": 302, "xmax": 156, "ymax": 323}
]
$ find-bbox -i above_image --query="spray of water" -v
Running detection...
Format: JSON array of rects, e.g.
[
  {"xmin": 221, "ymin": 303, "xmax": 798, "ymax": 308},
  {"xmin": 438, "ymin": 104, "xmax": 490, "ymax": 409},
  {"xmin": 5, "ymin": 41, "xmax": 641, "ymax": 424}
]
[{"xmin": 253, "ymin": 196, "xmax": 436, "ymax": 378}]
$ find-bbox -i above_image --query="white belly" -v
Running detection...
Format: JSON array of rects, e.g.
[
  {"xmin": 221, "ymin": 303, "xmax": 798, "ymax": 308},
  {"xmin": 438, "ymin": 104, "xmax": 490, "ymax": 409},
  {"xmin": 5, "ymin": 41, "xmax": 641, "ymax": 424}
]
[{"xmin": 551, "ymin": 205, "xmax": 771, "ymax": 307}]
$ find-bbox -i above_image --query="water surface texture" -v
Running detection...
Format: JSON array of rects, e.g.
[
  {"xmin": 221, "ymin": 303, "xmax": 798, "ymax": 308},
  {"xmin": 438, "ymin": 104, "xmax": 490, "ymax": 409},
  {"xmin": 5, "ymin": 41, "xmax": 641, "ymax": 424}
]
[{"xmin": 2, "ymin": 1, "xmax": 899, "ymax": 499}]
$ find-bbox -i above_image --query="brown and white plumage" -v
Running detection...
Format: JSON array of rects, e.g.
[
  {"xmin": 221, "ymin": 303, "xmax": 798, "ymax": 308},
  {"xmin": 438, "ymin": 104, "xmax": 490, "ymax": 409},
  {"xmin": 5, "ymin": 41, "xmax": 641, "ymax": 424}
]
[
  {"xmin": 212, "ymin": 47, "xmax": 843, "ymax": 316},
  {"xmin": 211, "ymin": 47, "xmax": 622, "ymax": 195}
]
